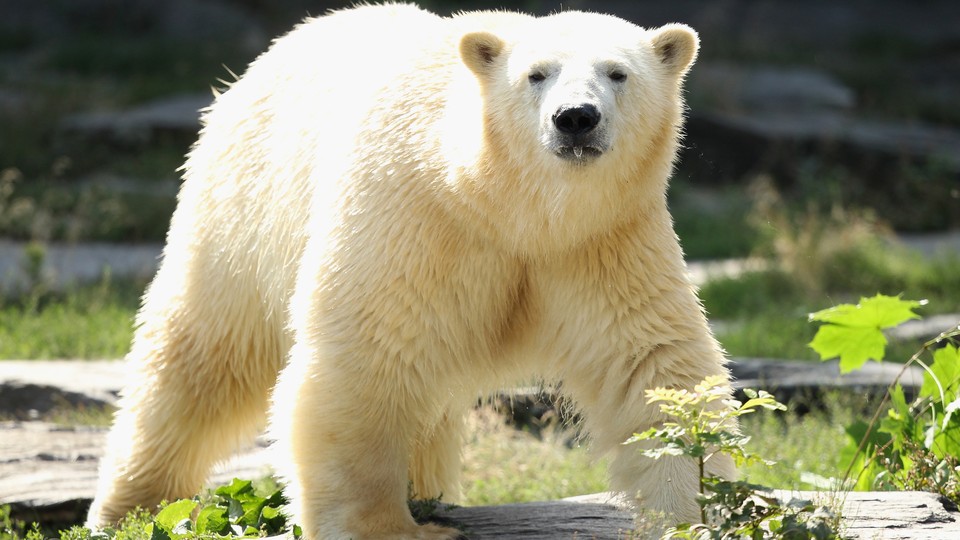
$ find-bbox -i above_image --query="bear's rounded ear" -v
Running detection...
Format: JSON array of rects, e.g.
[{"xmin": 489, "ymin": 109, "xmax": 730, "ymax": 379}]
[
  {"xmin": 651, "ymin": 24, "xmax": 699, "ymax": 77},
  {"xmin": 460, "ymin": 31, "xmax": 505, "ymax": 78}
]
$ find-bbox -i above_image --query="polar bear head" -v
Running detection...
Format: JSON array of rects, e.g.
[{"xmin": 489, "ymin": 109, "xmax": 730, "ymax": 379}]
[{"xmin": 459, "ymin": 13, "xmax": 698, "ymax": 177}]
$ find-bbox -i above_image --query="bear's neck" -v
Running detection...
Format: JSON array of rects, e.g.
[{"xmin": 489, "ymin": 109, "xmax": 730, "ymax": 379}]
[{"xmin": 446, "ymin": 128, "xmax": 678, "ymax": 259}]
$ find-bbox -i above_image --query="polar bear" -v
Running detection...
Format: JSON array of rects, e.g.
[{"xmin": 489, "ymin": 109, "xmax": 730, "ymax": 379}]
[{"xmin": 87, "ymin": 4, "xmax": 734, "ymax": 538}]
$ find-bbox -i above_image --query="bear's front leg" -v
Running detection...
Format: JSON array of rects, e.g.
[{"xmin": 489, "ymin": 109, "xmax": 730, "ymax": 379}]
[
  {"xmin": 561, "ymin": 340, "xmax": 736, "ymax": 525},
  {"xmin": 538, "ymin": 217, "xmax": 736, "ymax": 526},
  {"xmin": 272, "ymin": 343, "xmax": 463, "ymax": 540}
]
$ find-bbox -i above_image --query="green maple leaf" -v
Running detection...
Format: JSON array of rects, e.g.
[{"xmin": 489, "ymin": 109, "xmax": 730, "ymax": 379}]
[{"xmin": 808, "ymin": 294, "xmax": 925, "ymax": 373}]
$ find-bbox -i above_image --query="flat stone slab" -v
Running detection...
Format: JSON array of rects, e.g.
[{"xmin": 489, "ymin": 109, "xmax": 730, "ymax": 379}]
[
  {"xmin": 1, "ymin": 351, "xmax": 957, "ymax": 534},
  {"xmin": 689, "ymin": 63, "xmax": 856, "ymax": 113},
  {"xmin": 0, "ymin": 421, "xmax": 272, "ymax": 514},
  {"xmin": 836, "ymin": 491, "xmax": 960, "ymax": 539},
  {"xmin": 0, "ymin": 422, "xmax": 105, "ymax": 509}
]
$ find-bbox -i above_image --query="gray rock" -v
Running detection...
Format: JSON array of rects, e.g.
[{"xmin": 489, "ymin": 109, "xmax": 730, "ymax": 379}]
[
  {"xmin": 567, "ymin": 491, "xmax": 960, "ymax": 539},
  {"xmin": 836, "ymin": 491, "xmax": 960, "ymax": 539},
  {"xmin": 684, "ymin": 108, "xmax": 960, "ymax": 211},
  {"xmin": 897, "ymin": 231, "xmax": 960, "ymax": 259},
  {"xmin": 58, "ymin": 94, "xmax": 211, "ymax": 147},
  {"xmin": 690, "ymin": 63, "xmax": 855, "ymax": 113},
  {"xmin": 151, "ymin": 0, "xmax": 267, "ymax": 46},
  {"xmin": 495, "ymin": 358, "xmax": 935, "ymax": 427},
  {"xmin": 0, "ymin": 383, "xmax": 111, "ymax": 420},
  {"xmin": 0, "ymin": 239, "xmax": 750, "ymax": 292},
  {"xmin": 353, "ymin": 491, "xmax": 960, "ymax": 539},
  {"xmin": 0, "ymin": 360, "xmax": 128, "ymax": 409},
  {"xmin": 4, "ymin": 431, "xmax": 958, "ymax": 540},
  {"xmin": 691, "ymin": 110, "xmax": 960, "ymax": 172},
  {"xmin": 0, "ymin": 422, "xmax": 106, "ymax": 516},
  {"xmin": 0, "ymin": 355, "xmax": 936, "ymax": 419},
  {"xmin": 731, "ymin": 357, "xmax": 926, "ymax": 403},
  {"xmin": 607, "ymin": 0, "xmax": 960, "ymax": 49}
]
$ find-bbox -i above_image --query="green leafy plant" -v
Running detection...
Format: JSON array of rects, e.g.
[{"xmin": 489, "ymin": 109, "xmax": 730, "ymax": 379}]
[
  {"xmin": 144, "ymin": 478, "xmax": 297, "ymax": 540},
  {"xmin": 626, "ymin": 376, "xmax": 841, "ymax": 538},
  {"xmin": 11, "ymin": 479, "xmax": 301, "ymax": 540},
  {"xmin": 809, "ymin": 294, "xmax": 960, "ymax": 502}
]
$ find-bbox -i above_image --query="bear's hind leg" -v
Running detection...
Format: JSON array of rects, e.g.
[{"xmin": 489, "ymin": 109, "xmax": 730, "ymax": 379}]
[
  {"xmin": 87, "ymin": 272, "xmax": 285, "ymax": 526},
  {"xmin": 276, "ymin": 346, "xmax": 464, "ymax": 540}
]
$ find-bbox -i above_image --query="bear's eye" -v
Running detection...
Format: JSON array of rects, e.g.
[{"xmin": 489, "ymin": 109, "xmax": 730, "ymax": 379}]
[
  {"xmin": 609, "ymin": 70, "xmax": 628, "ymax": 83},
  {"xmin": 528, "ymin": 71, "xmax": 547, "ymax": 84}
]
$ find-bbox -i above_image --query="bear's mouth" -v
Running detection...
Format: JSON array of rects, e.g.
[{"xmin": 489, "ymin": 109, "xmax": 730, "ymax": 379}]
[{"xmin": 555, "ymin": 145, "xmax": 603, "ymax": 163}]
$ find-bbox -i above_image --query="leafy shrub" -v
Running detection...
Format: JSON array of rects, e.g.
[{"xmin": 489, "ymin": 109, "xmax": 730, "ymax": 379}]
[
  {"xmin": 145, "ymin": 478, "xmax": 297, "ymax": 540},
  {"xmin": 809, "ymin": 294, "xmax": 960, "ymax": 503},
  {"xmin": 1, "ymin": 478, "xmax": 301, "ymax": 540}
]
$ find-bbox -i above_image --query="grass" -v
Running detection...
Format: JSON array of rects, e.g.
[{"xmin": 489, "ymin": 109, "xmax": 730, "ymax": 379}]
[
  {"xmin": 46, "ymin": 403, "xmax": 116, "ymax": 427},
  {"xmin": 463, "ymin": 392, "xmax": 872, "ymax": 504},
  {"xmin": 0, "ymin": 275, "xmax": 142, "ymax": 359},
  {"xmin": 4, "ymin": 270, "xmax": 949, "ymax": 363},
  {"xmin": 738, "ymin": 391, "xmax": 878, "ymax": 491},
  {"xmin": 700, "ymin": 256, "xmax": 960, "ymax": 362},
  {"xmin": 461, "ymin": 408, "xmax": 608, "ymax": 505},
  {"xmin": 713, "ymin": 312, "xmax": 819, "ymax": 361},
  {"xmin": 701, "ymin": 253, "xmax": 960, "ymax": 361}
]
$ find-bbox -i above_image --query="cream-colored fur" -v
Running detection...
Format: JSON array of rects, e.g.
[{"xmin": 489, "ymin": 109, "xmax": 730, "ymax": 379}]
[{"xmin": 87, "ymin": 4, "xmax": 734, "ymax": 538}]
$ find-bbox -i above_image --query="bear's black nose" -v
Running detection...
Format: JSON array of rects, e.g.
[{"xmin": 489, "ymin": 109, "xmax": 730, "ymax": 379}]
[{"xmin": 553, "ymin": 104, "xmax": 601, "ymax": 135}]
